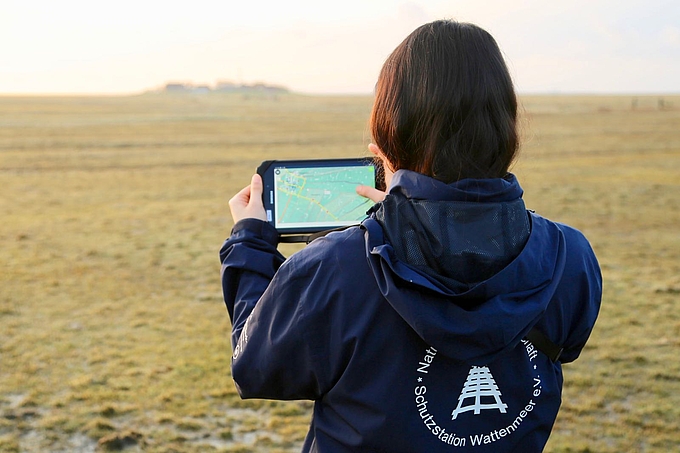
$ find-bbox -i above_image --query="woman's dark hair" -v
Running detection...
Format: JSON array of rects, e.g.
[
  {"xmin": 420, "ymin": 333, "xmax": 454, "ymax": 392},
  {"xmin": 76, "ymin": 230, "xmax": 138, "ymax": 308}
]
[{"xmin": 371, "ymin": 20, "xmax": 519, "ymax": 182}]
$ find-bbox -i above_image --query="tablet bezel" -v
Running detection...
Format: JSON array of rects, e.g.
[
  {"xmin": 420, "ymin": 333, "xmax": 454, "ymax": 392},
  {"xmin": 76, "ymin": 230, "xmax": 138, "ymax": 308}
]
[{"xmin": 256, "ymin": 158, "xmax": 379, "ymax": 235}]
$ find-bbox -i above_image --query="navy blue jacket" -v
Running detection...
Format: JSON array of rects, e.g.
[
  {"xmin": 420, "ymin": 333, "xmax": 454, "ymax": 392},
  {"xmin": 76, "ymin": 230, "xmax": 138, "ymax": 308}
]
[{"xmin": 220, "ymin": 170, "xmax": 602, "ymax": 452}]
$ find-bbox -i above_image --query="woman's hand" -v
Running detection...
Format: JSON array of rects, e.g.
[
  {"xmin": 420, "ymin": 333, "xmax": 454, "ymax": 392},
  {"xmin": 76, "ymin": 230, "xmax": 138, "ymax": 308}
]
[
  {"xmin": 356, "ymin": 185, "xmax": 387, "ymax": 203},
  {"xmin": 356, "ymin": 143, "xmax": 391, "ymax": 202},
  {"xmin": 229, "ymin": 174, "xmax": 268, "ymax": 223}
]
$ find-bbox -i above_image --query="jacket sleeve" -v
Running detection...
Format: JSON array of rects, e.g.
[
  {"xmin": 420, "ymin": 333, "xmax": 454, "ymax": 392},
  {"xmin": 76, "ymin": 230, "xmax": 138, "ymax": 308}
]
[
  {"xmin": 547, "ymin": 225, "xmax": 603, "ymax": 364},
  {"xmin": 219, "ymin": 219, "xmax": 285, "ymax": 353},
  {"xmin": 220, "ymin": 221, "xmax": 342, "ymax": 401}
]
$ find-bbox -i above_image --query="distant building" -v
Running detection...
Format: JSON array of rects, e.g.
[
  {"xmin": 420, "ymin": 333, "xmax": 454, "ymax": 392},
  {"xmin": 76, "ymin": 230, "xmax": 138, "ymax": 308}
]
[
  {"xmin": 193, "ymin": 85, "xmax": 211, "ymax": 94},
  {"xmin": 162, "ymin": 80, "xmax": 289, "ymax": 94},
  {"xmin": 164, "ymin": 83, "xmax": 190, "ymax": 92}
]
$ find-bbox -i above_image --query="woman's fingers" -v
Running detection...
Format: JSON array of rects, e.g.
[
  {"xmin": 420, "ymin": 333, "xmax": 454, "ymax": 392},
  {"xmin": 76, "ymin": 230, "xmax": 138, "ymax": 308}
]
[
  {"xmin": 229, "ymin": 174, "xmax": 267, "ymax": 223},
  {"xmin": 356, "ymin": 184, "xmax": 387, "ymax": 203}
]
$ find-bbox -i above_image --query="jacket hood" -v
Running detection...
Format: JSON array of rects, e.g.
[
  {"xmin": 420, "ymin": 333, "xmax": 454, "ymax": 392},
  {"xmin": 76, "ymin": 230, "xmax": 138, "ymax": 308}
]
[{"xmin": 362, "ymin": 170, "xmax": 567, "ymax": 364}]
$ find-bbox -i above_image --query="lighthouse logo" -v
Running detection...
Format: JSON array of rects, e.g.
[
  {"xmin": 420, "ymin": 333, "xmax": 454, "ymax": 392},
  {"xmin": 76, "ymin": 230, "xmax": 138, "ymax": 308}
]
[
  {"xmin": 451, "ymin": 366, "xmax": 508, "ymax": 420},
  {"xmin": 410, "ymin": 342, "xmax": 545, "ymax": 448}
]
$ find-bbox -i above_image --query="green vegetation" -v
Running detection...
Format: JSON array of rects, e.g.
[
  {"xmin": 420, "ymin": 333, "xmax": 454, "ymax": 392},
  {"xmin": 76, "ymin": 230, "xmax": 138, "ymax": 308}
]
[{"xmin": 1, "ymin": 93, "xmax": 678, "ymax": 451}]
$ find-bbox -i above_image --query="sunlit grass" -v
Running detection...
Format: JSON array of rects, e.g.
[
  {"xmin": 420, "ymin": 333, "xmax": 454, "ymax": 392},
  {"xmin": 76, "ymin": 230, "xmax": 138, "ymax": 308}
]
[{"xmin": 1, "ymin": 93, "xmax": 679, "ymax": 451}]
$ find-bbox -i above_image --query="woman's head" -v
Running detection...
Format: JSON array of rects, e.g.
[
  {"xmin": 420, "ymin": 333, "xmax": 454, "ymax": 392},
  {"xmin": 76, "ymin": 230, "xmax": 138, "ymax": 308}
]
[{"xmin": 370, "ymin": 20, "xmax": 519, "ymax": 183}]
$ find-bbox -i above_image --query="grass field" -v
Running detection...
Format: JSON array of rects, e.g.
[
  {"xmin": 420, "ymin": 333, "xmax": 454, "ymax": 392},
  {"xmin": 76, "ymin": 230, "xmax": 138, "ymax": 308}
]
[{"xmin": 1, "ymin": 92, "xmax": 679, "ymax": 452}]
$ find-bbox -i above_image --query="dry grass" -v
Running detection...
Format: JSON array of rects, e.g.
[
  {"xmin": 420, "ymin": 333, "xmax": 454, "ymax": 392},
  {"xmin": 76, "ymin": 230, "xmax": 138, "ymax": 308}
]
[{"xmin": 1, "ymin": 92, "xmax": 678, "ymax": 452}]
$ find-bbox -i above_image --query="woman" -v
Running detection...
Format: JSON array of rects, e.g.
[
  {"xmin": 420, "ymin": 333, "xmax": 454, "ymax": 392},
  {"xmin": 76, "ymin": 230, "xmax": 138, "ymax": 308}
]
[{"xmin": 220, "ymin": 20, "xmax": 601, "ymax": 452}]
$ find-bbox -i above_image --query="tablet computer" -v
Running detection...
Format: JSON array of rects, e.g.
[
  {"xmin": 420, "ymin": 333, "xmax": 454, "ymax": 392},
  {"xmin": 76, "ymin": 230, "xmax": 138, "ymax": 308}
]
[{"xmin": 257, "ymin": 158, "xmax": 380, "ymax": 237}]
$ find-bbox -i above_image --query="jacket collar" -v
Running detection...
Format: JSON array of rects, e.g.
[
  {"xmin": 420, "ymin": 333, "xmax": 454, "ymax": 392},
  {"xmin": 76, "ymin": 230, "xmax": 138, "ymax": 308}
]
[{"xmin": 388, "ymin": 170, "xmax": 523, "ymax": 203}]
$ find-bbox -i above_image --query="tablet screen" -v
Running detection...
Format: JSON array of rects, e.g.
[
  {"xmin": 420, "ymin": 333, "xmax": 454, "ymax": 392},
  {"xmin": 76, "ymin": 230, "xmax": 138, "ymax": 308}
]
[{"xmin": 272, "ymin": 164, "xmax": 375, "ymax": 230}]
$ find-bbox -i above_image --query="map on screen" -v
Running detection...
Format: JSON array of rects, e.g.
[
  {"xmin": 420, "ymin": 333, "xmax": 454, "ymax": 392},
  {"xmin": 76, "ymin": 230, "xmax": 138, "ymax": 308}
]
[{"xmin": 274, "ymin": 165, "xmax": 375, "ymax": 228}]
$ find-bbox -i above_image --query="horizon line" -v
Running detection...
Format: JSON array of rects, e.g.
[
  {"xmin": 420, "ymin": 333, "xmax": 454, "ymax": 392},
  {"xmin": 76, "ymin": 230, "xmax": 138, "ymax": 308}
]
[{"xmin": 1, "ymin": 90, "xmax": 679, "ymax": 97}]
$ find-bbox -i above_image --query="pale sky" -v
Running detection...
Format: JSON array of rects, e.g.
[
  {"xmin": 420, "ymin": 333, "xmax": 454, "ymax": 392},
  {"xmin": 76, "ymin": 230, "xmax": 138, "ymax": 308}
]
[{"xmin": 1, "ymin": 0, "xmax": 678, "ymax": 95}]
